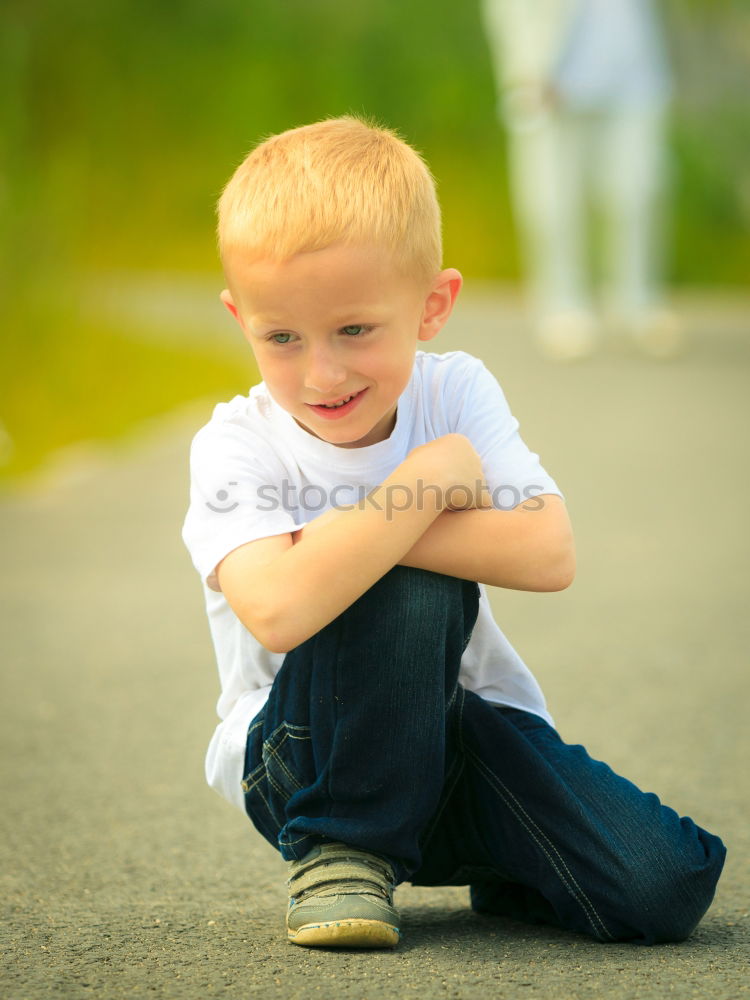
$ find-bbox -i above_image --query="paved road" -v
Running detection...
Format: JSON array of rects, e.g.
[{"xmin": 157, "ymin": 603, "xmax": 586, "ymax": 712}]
[{"xmin": 2, "ymin": 289, "xmax": 749, "ymax": 999}]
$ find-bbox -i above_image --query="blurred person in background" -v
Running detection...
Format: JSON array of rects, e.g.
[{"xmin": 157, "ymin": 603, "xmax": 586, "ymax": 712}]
[{"xmin": 481, "ymin": 0, "xmax": 683, "ymax": 360}]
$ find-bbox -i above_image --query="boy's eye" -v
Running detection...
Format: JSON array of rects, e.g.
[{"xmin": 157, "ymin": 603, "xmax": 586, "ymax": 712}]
[
  {"xmin": 270, "ymin": 332, "xmax": 294, "ymax": 344},
  {"xmin": 340, "ymin": 324, "xmax": 367, "ymax": 337}
]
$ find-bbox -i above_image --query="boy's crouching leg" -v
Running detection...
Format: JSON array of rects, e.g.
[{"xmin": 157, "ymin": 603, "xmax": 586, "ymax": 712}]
[
  {"xmin": 494, "ymin": 790, "xmax": 725, "ymax": 944},
  {"xmin": 242, "ymin": 567, "xmax": 479, "ymax": 885},
  {"xmin": 589, "ymin": 812, "xmax": 726, "ymax": 944},
  {"xmin": 469, "ymin": 819, "xmax": 726, "ymax": 945},
  {"xmin": 425, "ymin": 703, "xmax": 726, "ymax": 945}
]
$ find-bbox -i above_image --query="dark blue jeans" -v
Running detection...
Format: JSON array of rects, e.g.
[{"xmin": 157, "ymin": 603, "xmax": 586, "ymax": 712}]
[{"xmin": 242, "ymin": 567, "xmax": 726, "ymax": 944}]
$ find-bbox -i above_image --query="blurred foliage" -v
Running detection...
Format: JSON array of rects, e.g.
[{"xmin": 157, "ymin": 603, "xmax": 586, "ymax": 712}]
[
  {"xmin": 1, "ymin": 317, "xmax": 249, "ymax": 480},
  {"xmin": 1, "ymin": 0, "xmax": 749, "ymax": 481}
]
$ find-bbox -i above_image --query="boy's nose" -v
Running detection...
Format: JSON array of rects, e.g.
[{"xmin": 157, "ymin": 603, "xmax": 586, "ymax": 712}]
[{"xmin": 304, "ymin": 350, "xmax": 347, "ymax": 395}]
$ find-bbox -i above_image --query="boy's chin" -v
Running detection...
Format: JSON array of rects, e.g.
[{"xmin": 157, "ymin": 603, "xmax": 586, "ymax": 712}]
[
  {"xmin": 293, "ymin": 417, "xmax": 388, "ymax": 449},
  {"xmin": 293, "ymin": 417, "xmax": 358, "ymax": 445}
]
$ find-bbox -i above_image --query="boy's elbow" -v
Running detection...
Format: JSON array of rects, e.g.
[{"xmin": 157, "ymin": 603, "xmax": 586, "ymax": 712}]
[
  {"xmin": 257, "ymin": 631, "xmax": 297, "ymax": 655},
  {"xmin": 247, "ymin": 610, "xmax": 300, "ymax": 655},
  {"xmin": 540, "ymin": 504, "xmax": 576, "ymax": 591},
  {"xmin": 543, "ymin": 562, "xmax": 576, "ymax": 592},
  {"xmin": 234, "ymin": 599, "xmax": 301, "ymax": 654},
  {"xmin": 542, "ymin": 542, "xmax": 576, "ymax": 592}
]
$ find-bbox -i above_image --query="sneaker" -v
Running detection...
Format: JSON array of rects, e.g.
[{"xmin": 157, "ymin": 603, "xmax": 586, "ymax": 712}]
[{"xmin": 286, "ymin": 841, "xmax": 400, "ymax": 948}]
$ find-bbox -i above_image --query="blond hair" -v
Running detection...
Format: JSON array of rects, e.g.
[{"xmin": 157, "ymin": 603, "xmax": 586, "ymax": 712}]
[{"xmin": 217, "ymin": 116, "xmax": 442, "ymax": 285}]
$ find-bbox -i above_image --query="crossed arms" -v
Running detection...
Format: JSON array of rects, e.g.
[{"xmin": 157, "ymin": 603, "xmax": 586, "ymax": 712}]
[{"xmin": 216, "ymin": 433, "xmax": 575, "ymax": 653}]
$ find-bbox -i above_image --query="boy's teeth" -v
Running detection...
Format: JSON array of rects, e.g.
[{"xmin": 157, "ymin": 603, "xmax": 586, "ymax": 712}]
[{"xmin": 322, "ymin": 394, "xmax": 354, "ymax": 408}]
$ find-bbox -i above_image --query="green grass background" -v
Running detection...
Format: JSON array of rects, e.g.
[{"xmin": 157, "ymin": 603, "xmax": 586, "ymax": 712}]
[{"xmin": 1, "ymin": 0, "xmax": 748, "ymax": 482}]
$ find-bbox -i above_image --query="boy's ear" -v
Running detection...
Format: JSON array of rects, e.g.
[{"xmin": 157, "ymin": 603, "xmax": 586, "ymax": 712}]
[
  {"xmin": 220, "ymin": 289, "xmax": 244, "ymax": 329},
  {"xmin": 418, "ymin": 268, "xmax": 462, "ymax": 342}
]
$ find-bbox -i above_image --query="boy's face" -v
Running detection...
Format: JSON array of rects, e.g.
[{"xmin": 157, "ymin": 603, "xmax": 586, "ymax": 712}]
[{"xmin": 221, "ymin": 243, "xmax": 460, "ymax": 448}]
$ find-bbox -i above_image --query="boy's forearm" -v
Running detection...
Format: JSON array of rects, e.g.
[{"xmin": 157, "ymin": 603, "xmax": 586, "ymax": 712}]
[
  {"xmin": 399, "ymin": 496, "xmax": 575, "ymax": 592},
  {"xmin": 240, "ymin": 455, "xmax": 444, "ymax": 652}
]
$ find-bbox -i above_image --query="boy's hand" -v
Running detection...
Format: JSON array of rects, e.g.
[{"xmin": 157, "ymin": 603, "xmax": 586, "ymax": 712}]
[{"xmin": 410, "ymin": 434, "xmax": 491, "ymax": 511}]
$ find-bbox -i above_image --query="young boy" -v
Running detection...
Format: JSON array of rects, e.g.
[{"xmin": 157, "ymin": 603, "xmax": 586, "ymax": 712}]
[{"xmin": 182, "ymin": 116, "xmax": 725, "ymax": 949}]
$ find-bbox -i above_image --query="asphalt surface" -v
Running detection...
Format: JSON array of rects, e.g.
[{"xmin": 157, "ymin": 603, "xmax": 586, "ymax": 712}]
[{"xmin": 2, "ymin": 288, "xmax": 749, "ymax": 999}]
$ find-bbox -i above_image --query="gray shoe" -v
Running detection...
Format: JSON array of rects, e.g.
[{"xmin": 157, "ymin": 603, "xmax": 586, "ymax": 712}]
[{"xmin": 286, "ymin": 841, "xmax": 400, "ymax": 948}]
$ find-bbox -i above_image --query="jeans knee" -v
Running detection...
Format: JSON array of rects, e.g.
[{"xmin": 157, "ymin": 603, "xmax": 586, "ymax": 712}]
[
  {"xmin": 606, "ymin": 830, "xmax": 726, "ymax": 944},
  {"xmin": 360, "ymin": 567, "xmax": 478, "ymax": 637},
  {"xmin": 376, "ymin": 565, "xmax": 471, "ymax": 603}
]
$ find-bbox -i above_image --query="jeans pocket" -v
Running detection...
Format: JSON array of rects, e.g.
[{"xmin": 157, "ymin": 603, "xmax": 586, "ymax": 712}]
[{"xmin": 242, "ymin": 719, "xmax": 313, "ymax": 847}]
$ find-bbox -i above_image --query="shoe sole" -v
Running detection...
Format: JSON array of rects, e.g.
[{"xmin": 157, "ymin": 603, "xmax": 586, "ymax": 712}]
[{"xmin": 288, "ymin": 918, "xmax": 400, "ymax": 949}]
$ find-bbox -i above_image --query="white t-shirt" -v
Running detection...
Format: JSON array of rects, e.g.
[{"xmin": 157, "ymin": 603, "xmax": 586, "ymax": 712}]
[{"xmin": 182, "ymin": 350, "xmax": 562, "ymax": 811}]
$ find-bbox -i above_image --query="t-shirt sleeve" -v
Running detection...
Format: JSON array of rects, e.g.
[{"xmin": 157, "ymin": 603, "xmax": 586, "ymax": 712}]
[
  {"xmin": 448, "ymin": 354, "xmax": 562, "ymax": 510},
  {"xmin": 181, "ymin": 420, "xmax": 298, "ymax": 591}
]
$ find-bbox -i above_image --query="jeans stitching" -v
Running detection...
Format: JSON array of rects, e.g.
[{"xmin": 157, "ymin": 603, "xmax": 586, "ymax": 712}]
[
  {"xmin": 467, "ymin": 746, "xmax": 614, "ymax": 941},
  {"xmin": 456, "ymin": 686, "xmax": 466, "ymax": 754},
  {"xmin": 241, "ymin": 766, "xmax": 277, "ymax": 830},
  {"xmin": 243, "ymin": 723, "xmax": 312, "ymax": 809},
  {"xmin": 248, "ymin": 717, "xmax": 264, "ymax": 737},
  {"xmin": 241, "ymin": 760, "xmax": 265, "ymax": 793},
  {"xmin": 264, "ymin": 765, "xmax": 296, "ymax": 801},
  {"xmin": 265, "ymin": 730, "xmax": 312, "ymax": 797},
  {"xmin": 280, "ymin": 831, "xmax": 314, "ymax": 848}
]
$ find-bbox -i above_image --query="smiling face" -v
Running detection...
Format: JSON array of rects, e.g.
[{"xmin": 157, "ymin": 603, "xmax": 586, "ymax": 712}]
[{"xmin": 221, "ymin": 243, "xmax": 461, "ymax": 448}]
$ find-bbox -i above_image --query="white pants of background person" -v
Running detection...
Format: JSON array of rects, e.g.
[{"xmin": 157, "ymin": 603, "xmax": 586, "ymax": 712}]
[
  {"xmin": 507, "ymin": 100, "xmax": 675, "ymax": 358},
  {"xmin": 481, "ymin": 0, "xmax": 681, "ymax": 360}
]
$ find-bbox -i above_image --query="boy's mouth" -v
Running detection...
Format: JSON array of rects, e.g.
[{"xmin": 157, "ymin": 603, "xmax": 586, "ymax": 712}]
[
  {"xmin": 307, "ymin": 389, "xmax": 366, "ymax": 419},
  {"xmin": 321, "ymin": 393, "xmax": 356, "ymax": 409}
]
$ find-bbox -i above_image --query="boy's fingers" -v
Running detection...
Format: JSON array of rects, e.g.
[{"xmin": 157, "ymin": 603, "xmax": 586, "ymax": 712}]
[
  {"xmin": 445, "ymin": 481, "xmax": 491, "ymax": 511},
  {"xmin": 477, "ymin": 483, "xmax": 492, "ymax": 509}
]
